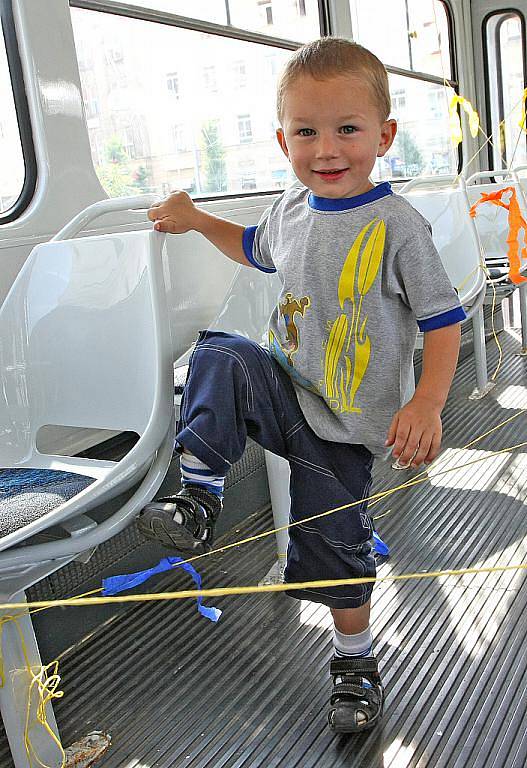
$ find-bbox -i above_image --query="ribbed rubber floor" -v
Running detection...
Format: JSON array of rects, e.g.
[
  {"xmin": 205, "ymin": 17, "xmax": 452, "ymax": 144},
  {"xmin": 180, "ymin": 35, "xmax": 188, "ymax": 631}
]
[{"xmin": 2, "ymin": 328, "xmax": 527, "ymax": 768}]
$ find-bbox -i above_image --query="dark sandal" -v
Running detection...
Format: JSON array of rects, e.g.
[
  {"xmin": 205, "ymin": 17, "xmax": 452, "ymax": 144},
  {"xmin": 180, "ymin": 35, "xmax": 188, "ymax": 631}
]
[
  {"xmin": 137, "ymin": 486, "xmax": 221, "ymax": 554},
  {"xmin": 327, "ymin": 656, "xmax": 384, "ymax": 733}
]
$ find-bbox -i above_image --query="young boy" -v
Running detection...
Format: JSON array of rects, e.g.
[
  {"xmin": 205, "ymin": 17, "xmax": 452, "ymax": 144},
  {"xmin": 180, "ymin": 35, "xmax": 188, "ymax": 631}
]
[{"xmin": 137, "ymin": 38, "xmax": 464, "ymax": 733}]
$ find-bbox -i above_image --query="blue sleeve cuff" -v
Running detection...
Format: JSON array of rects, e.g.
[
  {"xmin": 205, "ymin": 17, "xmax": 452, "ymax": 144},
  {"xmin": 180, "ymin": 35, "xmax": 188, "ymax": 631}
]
[
  {"xmin": 417, "ymin": 306, "xmax": 467, "ymax": 332},
  {"xmin": 242, "ymin": 226, "xmax": 276, "ymax": 273}
]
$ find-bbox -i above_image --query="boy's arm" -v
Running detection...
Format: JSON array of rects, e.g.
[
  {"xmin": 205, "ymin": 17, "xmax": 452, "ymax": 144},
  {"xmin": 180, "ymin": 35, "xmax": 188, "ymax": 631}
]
[
  {"xmin": 385, "ymin": 323, "xmax": 461, "ymax": 468},
  {"xmin": 148, "ymin": 191, "xmax": 252, "ymax": 267}
]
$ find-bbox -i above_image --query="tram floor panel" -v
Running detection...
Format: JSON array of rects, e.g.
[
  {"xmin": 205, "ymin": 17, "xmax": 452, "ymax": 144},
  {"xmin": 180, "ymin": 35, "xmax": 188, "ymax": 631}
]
[{"xmin": 1, "ymin": 326, "xmax": 527, "ymax": 768}]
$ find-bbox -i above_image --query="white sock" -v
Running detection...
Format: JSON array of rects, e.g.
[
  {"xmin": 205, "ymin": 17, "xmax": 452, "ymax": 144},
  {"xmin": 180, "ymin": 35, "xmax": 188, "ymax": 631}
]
[{"xmin": 333, "ymin": 626, "xmax": 373, "ymax": 658}]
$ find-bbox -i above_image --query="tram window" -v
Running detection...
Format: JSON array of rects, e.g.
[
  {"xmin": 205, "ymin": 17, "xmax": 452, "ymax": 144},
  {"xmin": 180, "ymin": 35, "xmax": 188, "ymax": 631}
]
[
  {"xmin": 71, "ymin": 7, "xmax": 297, "ymax": 198},
  {"xmin": 98, "ymin": 0, "xmax": 321, "ymax": 42},
  {"xmin": 372, "ymin": 75, "xmax": 456, "ymax": 181},
  {"xmin": 485, "ymin": 12, "xmax": 527, "ymax": 170},
  {"xmin": 349, "ymin": 0, "xmax": 451, "ymax": 79},
  {"xmin": 348, "ymin": 0, "xmax": 457, "ymax": 181},
  {"xmin": 0, "ymin": 31, "xmax": 25, "ymax": 216}
]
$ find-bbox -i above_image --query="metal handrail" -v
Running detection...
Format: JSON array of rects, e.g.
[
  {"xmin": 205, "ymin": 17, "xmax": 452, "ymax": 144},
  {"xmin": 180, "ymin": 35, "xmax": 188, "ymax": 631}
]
[{"xmin": 52, "ymin": 194, "xmax": 159, "ymax": 242}]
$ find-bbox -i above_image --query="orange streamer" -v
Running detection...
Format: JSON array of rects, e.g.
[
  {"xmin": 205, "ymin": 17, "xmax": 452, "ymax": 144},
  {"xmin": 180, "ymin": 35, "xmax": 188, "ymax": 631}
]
[{"xmin": 469, "ymin": 186, "xmax": 527, "ymax": 284}]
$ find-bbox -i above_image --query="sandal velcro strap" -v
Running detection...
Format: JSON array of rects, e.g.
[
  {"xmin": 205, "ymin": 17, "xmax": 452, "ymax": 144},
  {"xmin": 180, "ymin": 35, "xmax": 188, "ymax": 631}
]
[
  {"xmin": 331, "ymin": 683, "xmax": 368, "ymax": 698},
  {"xmin": 330, "ymin": 657, "xmax": 379, "ymax": 677}
]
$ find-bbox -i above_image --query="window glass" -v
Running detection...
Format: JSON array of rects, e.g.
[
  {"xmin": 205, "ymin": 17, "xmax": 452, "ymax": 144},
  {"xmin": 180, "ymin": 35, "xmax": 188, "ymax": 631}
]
[
  {"xmin": 349, "ymin": 0, "xmax": 452, "ymax": 79},
  {"xmin": 99, "ymin": 0, "xmax": 321, "ymax": 41},
  {"xmin": 373, "ymin": 75, "xmax": 457, "ymax": 181},
  {"xmin": 227, "ymin": 0, "xmax": 320, "ymax": 41},
  {"xmin": 0, "ymin": 32, "xmax": 25, "ymax": 215},
  {"xmin": 71, "ymin": 8, "xmax": 295, "ymax": 198},
  {"xmin": 485, "ymin": 13, "xmax": 526, "ymax": 170}
]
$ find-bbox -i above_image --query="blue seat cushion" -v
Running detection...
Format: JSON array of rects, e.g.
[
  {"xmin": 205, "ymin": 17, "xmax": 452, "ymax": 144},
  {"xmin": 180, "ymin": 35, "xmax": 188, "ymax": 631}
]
[{"xmin": 0, "ymin": 468, "xmax": 95, "ymax": 538}]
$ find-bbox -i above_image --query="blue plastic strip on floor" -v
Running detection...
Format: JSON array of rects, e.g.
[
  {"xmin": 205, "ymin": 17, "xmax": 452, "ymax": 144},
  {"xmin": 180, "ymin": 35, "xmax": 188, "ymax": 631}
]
[{"xmin": 101, "ymin": 556, "xmax": 222, "ymax": 622}]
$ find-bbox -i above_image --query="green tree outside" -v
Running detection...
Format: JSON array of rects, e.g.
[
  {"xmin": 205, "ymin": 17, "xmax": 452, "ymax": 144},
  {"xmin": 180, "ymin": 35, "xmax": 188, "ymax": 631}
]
[
  {"xmin": 201, "ymin": 120, "xmax": 227, "ymax": 194},
  {"xmin": 394, "ymin": 128, "xmax": 424, "ymax": 176},
  {"xmin": 132, "ymin": 165, "xmax": 151, "ymax": 193},
  {"xmin": 97, "ymin": 136, "xmax": 135, "ymax": 197}
]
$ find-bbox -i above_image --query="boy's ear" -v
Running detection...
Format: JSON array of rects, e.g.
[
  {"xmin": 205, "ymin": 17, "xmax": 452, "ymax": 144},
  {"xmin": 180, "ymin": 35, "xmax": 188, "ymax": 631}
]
[
  {"xmin": 377, "ymin": 119, "xmax": 397, "ymax": 157},
  {"xmin": 276, "ymin": 128, "xmax": 290, "ymax": 159}
]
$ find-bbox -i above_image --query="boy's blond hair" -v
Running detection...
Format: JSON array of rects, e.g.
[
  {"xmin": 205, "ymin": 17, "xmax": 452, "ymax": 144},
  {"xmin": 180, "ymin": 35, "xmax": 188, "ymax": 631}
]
[{"xmin": 277, "ymin": 37, "xmax": 391, "ymax": 123}]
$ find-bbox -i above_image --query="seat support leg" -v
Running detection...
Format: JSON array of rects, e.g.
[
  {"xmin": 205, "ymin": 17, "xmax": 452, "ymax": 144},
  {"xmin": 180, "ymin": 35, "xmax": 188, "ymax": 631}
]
[
  {"xmin": 259, "ymin": 451, "xmax": 290, "ymax": 586},
  {"xmin": 469, "ymin": 307, "xmax": 495, "ymax": 399},
  {"xmin": 0, "ymin": 591, "xmax": 63, "ymax": 768},
  {"xmin": 518, "ymin": 283, "xmax": 527, "ymax": 355}
]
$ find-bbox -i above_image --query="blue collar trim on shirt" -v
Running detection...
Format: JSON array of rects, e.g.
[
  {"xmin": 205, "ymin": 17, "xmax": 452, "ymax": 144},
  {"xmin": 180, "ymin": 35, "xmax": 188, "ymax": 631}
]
[{"xmin": 308, "ymin": 182, "xmax": 393, "ymax": 212}]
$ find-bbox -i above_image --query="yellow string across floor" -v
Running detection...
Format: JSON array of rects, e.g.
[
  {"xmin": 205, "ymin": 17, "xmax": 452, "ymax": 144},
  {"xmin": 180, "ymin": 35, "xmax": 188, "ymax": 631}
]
[
  {"xmin": 1, "ymin": 419, "xmax": 526, "ymax": 614},
  {"xmin": 2, "ymin": 562, "xmax": 527, "ymax": 612}
]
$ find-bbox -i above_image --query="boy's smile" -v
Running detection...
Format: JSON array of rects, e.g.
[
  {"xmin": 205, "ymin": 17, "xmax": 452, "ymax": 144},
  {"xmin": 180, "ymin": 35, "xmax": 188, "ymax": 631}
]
[{"xmin": 276, "ymin": 74, "xmax": 396, "ymax": 199}]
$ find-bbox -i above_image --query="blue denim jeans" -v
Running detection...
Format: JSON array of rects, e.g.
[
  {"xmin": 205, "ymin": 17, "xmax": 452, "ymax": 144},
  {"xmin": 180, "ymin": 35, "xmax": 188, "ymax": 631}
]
[{"xmin": 176, "ymin": 330, "xmax": 376, "ymax": 609}]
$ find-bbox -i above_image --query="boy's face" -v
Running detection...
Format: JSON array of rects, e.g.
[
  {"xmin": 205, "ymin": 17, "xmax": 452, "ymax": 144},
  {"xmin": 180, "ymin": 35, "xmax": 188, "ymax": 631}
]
[{"xmin": 276, "ymin": 74, "xmax": 397, "ymax": 199}]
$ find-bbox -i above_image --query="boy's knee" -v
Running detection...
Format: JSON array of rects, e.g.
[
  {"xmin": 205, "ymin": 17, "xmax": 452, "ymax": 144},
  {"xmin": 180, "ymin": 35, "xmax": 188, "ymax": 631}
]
[{"xmin": 194, "ymin": 330, "xmax": 263, "ymax": 371}]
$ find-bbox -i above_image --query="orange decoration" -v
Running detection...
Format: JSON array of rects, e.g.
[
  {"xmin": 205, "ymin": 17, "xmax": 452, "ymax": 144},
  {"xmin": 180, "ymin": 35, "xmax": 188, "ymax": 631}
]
[{"xmin": 469, "ymin": 186, "xmax": 527, "ymax": 284}]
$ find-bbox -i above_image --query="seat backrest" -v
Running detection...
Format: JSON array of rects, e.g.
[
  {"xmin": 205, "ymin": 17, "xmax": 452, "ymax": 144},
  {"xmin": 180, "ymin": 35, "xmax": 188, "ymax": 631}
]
[
  {"xmin": 0, "ymin": 229, "xmax": 173, "ymax": 467},
  {"xmin": 173, "ymin": 264, "xmax": 282, "ymax": 371},
  {"xmin": 400, "ymin": 185, "xmax": 485, "ymax": 307},
  {"xmin": 210, "ymin": 265, "xmax": 282, "ymax": 342}
]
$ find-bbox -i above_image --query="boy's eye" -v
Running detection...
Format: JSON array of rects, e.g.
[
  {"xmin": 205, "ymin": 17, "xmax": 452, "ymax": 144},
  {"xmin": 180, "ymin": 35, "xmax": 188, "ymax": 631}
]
[
  {"xmin": 298, "ymin": 128, "xmax": 315, "ymax": 136},
  {"xmin": 341, "ymin": 125, "xmax": 356, "ymax": 134}
]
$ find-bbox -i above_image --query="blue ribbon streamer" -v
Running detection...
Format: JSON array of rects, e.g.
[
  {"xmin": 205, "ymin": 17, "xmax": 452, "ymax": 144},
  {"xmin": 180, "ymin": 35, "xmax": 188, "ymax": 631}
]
[
  {"xmin": 102, "ymin": 556, "xmax": 222, "ymax": 623},
  {"xmin": 373, "ymin": 531, "xmax": 390, "ymax": 557}
]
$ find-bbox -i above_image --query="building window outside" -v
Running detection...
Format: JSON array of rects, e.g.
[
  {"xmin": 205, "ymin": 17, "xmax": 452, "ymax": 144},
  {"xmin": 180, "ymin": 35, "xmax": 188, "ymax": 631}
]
[
  {"xmin": 172, "ymin": 124, "xmax": 189, "ymax": 153},
  {"xmin": 167, "ymin": 72, "xmax": 179, "ymax": 98},
  {"xmin": 427, "ymin": 86, "xmax": 444, "ymax": 119},
  {"xmin": 391, "ymin": 88, "xmax": 406, "ymax": 113},
  {"xmin": 258, "ymin": 1, "xmax": 273, "ymax": 26},
  {"xmin": 238, "ymin": 114, "xmax": 253, "ymax": 143},
  {"xmin": 233, "ymin": 60, "xmax": 247, "ymax": 89},
  {"xmin": 203, "ymin": 65, "xmax": 217, "ymax": 93},
  {"xmin": 241, "ymin": 175, "xmax": 257, "ymax": 190},
  {"xmin": 122, "ymin": 127, "xmax": 136, "ymax": 159}
]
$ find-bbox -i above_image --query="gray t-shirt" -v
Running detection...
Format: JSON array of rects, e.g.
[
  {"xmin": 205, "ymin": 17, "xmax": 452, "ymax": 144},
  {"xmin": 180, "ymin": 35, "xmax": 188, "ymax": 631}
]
[{"xmin": 242, "ymin": 181, "xmax": 465, "ymax": 455}]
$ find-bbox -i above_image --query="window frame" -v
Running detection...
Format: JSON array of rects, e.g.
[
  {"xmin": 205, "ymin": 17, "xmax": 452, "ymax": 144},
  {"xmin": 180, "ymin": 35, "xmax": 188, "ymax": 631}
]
[
  {"xmin": 0, "ymin": 0, "xmax": 37, "ymax": 224},
  {"xmin": 482, "ymin": 8, "xmax": 527, "ymax": 172}
]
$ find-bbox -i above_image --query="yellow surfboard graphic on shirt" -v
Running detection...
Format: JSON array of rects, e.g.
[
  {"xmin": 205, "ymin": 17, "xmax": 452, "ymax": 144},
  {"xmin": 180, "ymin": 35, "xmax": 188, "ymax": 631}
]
[{"xmin": 324, "ymin": 217, "xmax": 385, "ymax": 413}]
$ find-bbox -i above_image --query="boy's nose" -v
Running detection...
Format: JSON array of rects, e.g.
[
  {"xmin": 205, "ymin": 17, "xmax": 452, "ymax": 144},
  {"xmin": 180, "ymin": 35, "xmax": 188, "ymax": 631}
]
[{"xmin": 315, "ymin": 134, "xmax": 339, "ymax": 159}]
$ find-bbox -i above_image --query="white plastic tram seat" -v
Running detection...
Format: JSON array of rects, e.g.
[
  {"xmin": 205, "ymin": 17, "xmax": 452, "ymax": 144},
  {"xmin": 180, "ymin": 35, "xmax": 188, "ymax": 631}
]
[
  {"xmin": 400, "ymin": 175, "xmax": 488, "ymax": 398},
  {"xmin": 465, "ymin": 169, "xmax": 527, "ymax": 361},
  {"xmin": 0, "ymin": 196, "xmax": 175, "ymax": 768}
]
